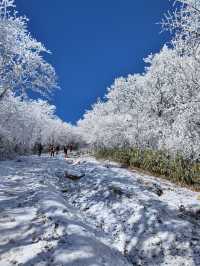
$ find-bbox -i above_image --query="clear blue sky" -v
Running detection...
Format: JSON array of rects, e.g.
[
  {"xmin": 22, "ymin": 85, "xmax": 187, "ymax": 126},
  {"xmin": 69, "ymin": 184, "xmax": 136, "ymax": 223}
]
[{"xmin": 16, "ymin": 0, "xmax": 174, "ymax": 124}]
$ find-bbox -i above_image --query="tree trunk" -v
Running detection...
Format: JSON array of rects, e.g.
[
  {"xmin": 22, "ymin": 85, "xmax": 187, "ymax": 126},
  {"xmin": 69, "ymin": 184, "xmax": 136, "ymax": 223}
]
[{"xmin": 0, "ymin": 87, "xmax": 10, "ymax": 101}]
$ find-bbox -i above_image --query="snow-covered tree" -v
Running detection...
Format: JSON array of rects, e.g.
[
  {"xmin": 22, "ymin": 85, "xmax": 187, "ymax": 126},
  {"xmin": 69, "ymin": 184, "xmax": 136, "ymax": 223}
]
[
  {"xmin": 0, "ymin": 93, "xmax": 80, "ymax": 158},
  {"xmin": 0, "ymin": 0, "xmax": 79, "ymax": 159},
  {"xmin": 0, "ymin": 0, "xmax": 57, "ymax": 100},
  {"xmin": 78, "ymin": 0, "xmax": 200, "ymax": 160}
]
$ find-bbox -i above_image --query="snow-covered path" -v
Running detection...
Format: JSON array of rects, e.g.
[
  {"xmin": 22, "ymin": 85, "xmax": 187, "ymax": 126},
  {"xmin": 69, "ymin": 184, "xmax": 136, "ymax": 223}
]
[
  {"xmin": 0, "ymin": 154, "xmax": 200, "ymax": 266},
  {"xmin": 0, "ymin": 155, "xmax": 130, "ymax": 266}
]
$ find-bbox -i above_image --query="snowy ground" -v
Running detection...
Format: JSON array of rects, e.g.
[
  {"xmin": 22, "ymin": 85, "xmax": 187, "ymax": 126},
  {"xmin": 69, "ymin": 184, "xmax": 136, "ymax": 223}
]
[{"xmin": 0, "ymin": 154, "xmax": 200, "ymax": 266}]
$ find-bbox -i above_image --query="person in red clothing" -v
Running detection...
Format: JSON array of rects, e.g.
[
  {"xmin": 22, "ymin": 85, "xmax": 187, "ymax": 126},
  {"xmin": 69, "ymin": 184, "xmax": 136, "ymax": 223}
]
[
  {"xmin": 49, "ymin": 144, "xmax": 55, "ymax": 157},
  {"xmin": 69, "ymin": 143, "xmax": 73, "ymax": 152}
]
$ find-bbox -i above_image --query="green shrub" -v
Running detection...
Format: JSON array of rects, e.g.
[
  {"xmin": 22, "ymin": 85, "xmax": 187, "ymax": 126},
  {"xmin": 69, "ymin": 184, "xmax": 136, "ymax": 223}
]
[{"xmin": 95, "ymin": 148, "xmax": 200, "ymax": 189}]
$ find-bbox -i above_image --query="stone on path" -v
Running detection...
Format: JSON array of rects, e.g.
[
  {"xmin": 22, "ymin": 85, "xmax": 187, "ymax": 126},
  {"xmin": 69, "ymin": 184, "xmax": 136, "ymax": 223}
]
[{"xmin": 64, "ymin": 169, "xmax": 85, "ymax": 181}]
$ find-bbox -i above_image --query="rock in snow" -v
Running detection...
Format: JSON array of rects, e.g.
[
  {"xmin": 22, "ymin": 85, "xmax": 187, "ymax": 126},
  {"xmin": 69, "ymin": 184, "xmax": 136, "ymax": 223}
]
[
  {"xmin": 64, "ymin": 169, "xmax": 85, "ymax": 180},
  {"xmin": 0, "ymin": 154, "xmax": 200, "ymax": 266}
]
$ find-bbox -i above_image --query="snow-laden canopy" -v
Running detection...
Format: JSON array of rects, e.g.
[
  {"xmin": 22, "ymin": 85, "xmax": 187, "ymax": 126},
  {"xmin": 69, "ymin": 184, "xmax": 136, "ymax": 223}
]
[
  {"xmin": 0, "ymin": 0, "xmax": 80, "ymax": 158},
  {"xmin": 78, "ymin": 0, "xmax": 200, "ymax": 160}
]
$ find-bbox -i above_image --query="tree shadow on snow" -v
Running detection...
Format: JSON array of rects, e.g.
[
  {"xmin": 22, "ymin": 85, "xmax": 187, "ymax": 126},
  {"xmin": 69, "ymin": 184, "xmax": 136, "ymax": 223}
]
[
  {"xmin": 0, "ymin": 157, "xmax": 129, "ymax": 266},
  {"xmin": 0, "ymin": 157, "xmax": 200, "ymax": 265},
  {"xmin": 60, "ymin": 160, "xmax": 200, "ymax": 266}
]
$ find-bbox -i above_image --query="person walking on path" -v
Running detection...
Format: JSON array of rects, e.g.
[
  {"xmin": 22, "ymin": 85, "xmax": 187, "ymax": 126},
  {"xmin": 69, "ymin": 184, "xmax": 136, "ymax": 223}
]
[
  {"xmin": 38, "ymin": 143, "xmax": 43, "ymax": 157},
  {"xmin": 49, "ymin": 144, "xmax": 55, "ymax": 157},
  {"xmin": 48, "ymin": 144, "xmax": 52, "ymax": 156},
  {"xmin": 56, "ymin": 145, "xmax": 60, "ymax": 155},
  {"xmin": 64, "ymin": 145, "xmax": 68, "ymax": 159},
  {"xmin": 69, "ymin": 143, "xmax": 73, "ymax": 153}
]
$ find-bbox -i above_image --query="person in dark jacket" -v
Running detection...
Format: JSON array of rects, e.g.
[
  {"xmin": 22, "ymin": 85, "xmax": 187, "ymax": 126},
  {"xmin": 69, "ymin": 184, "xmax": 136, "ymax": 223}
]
[
  {"xmin": 38, "ymin": 143, "xmax": 43, "ymax": 157},
  {"xmin": 55, "ymin": 145, "xmax": 60, "ymax": 155},
  {"xmin": 64, "ymin": 145, "xmax": 68, "ymax": 159}
]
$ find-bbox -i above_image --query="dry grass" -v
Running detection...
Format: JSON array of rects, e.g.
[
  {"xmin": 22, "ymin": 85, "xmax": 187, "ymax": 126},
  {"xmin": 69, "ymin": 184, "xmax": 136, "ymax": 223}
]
[{"xmin": 95, "ymin": 148, "xmax": 200, "ymax": 192}]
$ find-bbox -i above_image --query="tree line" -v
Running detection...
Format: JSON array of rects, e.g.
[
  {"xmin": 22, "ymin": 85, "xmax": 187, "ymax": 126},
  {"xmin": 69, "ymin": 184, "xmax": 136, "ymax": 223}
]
[
  {"xmin": 78, "ymin": 0, "xmax": 200, "ymax": 162},
  {"xmin": 0, "ymin": 0, "xmax": 80, "ymax": 159}
]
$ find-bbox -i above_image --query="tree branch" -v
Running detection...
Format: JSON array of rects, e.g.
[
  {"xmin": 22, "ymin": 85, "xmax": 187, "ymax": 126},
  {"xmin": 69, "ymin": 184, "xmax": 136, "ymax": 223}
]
[
  {"xmin": 176, "ymin": 0, "xmax": 200, "ymax": 14},
  {"xmin": 0, "ymin": 87, "xmax": 10, "ymax": 101}
]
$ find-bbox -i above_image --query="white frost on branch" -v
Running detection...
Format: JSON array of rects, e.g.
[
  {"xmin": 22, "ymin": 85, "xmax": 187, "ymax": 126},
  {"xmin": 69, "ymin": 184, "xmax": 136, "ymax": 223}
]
[
  {"xmin": 0, "ymin": 0, "xmax": 57, "ymax": 100},
  {"xmin": 0, "ymin": 0, "xmax": 79, "ymax": 158},
  {"xmin": 78, "ymin": 1, "xmax": 200, "ymax": 160}
]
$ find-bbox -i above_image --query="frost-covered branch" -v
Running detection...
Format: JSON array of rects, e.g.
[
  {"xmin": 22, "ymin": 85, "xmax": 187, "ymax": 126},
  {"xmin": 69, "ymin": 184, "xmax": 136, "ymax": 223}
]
[
  {"xmin": 0, "ymin": 0, "xmax": 58, "ymax": 100},
  {"xmin": 78, "ymin": 2, "xmax": 200, "ymax": 160}
]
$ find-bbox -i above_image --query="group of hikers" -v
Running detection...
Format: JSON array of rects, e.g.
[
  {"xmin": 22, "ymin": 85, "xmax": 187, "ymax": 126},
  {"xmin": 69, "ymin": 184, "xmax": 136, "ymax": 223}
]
[{"xmin": 37, "ymin": 143, "xmax": 73, "ymax": 158}]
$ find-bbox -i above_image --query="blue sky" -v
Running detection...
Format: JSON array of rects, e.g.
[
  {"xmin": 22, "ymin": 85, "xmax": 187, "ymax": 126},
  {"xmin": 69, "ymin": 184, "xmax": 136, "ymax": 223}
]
[{"xmin": 16, "ymin": 0, "xmax": 174, "ymax": 124}]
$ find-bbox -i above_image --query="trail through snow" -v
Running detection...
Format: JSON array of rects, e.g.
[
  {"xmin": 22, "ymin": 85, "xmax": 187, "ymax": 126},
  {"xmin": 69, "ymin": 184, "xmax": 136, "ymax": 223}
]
[{"xmin": 0, "ymin": 153, "xmax": 200, "ymax": 266}]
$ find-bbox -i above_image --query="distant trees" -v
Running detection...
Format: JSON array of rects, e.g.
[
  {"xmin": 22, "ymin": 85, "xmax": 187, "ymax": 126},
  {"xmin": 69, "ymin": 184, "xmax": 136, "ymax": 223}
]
[
  {"xmin": 0, "ymin": 91, "xmax": 81, "ymax": 159},
  {"xmin": 78, "ymin": 0, "xmax": 200, "ymax": 160},
  {"xmin": 0, "ymin": 0, "xmax": 78, "ymax": 159}
]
